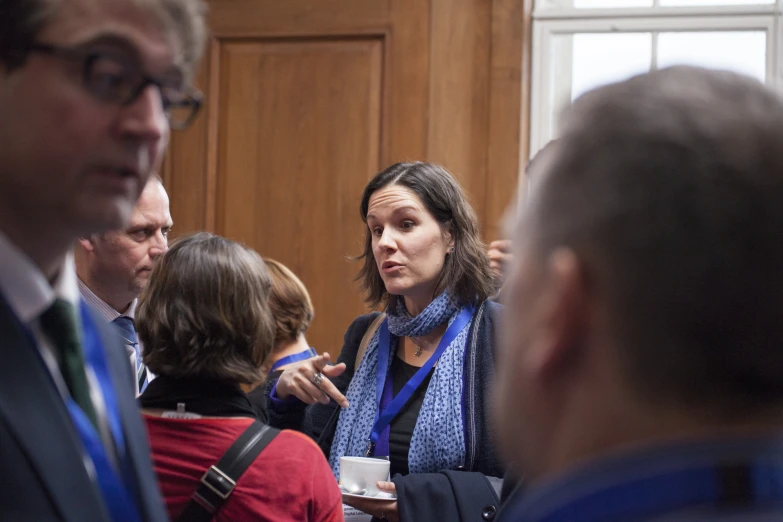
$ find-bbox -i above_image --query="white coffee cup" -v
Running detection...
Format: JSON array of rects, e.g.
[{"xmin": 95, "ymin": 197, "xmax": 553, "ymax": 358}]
[{"xmin": 339, "ymin": 456, "xmax": 390, "ymax": 496}]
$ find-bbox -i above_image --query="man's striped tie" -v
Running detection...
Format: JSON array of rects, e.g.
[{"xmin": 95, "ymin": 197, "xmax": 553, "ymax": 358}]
[{"xmin": 112, "ymin": 316, "xmax": 148, "ymax": 393}]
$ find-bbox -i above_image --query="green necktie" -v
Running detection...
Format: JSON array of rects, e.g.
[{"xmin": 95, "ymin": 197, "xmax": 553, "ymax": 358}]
[{"xmin": 39, "ymin": 299, "xmax": 99, "ymax": 429}]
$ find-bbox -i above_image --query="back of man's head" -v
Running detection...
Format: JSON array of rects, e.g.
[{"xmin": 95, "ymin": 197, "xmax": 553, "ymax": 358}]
[{"xmin": 530, "ymin": 66, "xmax": 783, "ymax": 414}]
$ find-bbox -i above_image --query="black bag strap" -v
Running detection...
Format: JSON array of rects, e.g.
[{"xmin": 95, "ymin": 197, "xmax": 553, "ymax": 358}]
[{"xmin": 176, "ymin": 420, "xmax": 280, "ymax": 522}]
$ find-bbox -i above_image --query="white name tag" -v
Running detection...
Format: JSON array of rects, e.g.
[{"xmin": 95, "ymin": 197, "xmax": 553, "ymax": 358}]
[
  {"xmin": 161, "ymin": 402, "xmax": 201, "ymax": 419},
  {"xmin": 161, "ymin": 411, "xmax": 202, "ymax": 419},
  {"xmin": 343, "ymin": 505, "xmax": 372, "ymax": 522}
]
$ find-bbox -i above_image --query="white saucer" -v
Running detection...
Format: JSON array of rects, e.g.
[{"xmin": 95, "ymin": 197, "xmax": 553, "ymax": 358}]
[{"xmin": 341, "ymin": 491, "xmax": 396, "ymax": 502}]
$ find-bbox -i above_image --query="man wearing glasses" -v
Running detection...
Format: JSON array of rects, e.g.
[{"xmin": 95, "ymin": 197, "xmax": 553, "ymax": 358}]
[{"xmin": 0, "ymin": 0, "xmax": 205, "ymax": 520}]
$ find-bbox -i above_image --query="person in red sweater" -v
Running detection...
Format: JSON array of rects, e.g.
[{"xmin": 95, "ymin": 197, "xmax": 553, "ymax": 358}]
[{"xmin": 135, "ymin": 232, "xmax": 343, "ymax": 522}]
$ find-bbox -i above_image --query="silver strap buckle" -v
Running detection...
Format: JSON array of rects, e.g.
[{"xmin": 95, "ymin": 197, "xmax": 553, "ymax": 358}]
[{"xmin": 200, "ymin": 465, "xmax": 236, "ymax": 500}]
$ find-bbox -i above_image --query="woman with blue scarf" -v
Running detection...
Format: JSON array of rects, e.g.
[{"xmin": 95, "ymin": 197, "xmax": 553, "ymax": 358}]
[{"xmin": 266, "ymin": 162, "xmax": 504, "ymax": 522}]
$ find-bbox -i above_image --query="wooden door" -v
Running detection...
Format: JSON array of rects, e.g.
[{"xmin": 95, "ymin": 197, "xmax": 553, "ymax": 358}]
[{"xmin": 163, "ymin": 0, "xmax": 526, "ymax": 354}]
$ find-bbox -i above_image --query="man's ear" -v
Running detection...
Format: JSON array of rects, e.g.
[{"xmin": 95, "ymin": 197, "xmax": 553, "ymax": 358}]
[
  {"xmin": 77, "ymin": 236, "xmax": 96, "ymax": 253},
  {"xmin": 530, "ymin": 248, "xmax": 590, "ymax": 380}
]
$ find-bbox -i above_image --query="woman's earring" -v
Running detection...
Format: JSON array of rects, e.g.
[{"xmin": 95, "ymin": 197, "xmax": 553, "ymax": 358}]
[{"xmin": 449, "ymin": 246, "xmax": 455, "ymax": 254}]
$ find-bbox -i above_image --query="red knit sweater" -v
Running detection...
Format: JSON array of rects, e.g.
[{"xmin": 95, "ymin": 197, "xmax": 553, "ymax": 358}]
[{"xmin": 144, "ymin": 414, "xmax": 344, "ymax": 522}]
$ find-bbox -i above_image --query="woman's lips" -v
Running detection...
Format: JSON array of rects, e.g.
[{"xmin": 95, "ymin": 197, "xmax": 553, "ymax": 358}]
[{"xmin": 381, "ymin": 261, "xmax": 402, "ymax": 274}]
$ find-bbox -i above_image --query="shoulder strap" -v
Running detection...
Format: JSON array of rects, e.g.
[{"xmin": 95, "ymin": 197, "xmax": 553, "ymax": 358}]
[
  {"xmin": 176, "ymin": 420, "xmax": 280, "ymax": 522},
  {"xmin": 354, "ymin": 313, "xmax": 386, "ymax": 372}
]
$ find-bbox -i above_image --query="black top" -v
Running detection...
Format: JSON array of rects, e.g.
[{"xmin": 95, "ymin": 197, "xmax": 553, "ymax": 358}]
[
  {"xmin": 389, "ymin": 355, "xmax": 434, "ymax": 476},
  {"xmin": 246, "ymin": 370, "xmax": 283, "ymax": 423}
]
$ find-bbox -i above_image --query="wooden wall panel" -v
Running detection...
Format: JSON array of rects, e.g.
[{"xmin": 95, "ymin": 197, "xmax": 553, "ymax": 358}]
[
  {"xmin": 427, "ymin": 0, "xmax": 492, "ymax": 234},
  {"xmin": 165, "ymin": 0, "xmax": 529, "ymax": 353},
  {"xmin": 486, "ymin": 0, "xmax": 529, "ymax": 237},
  {"xmin": 384, "ymin": 1, "xmax": 430, "ymax": 163},
  {"xmin": 207, "ymin": 0, "xmax": 392, "ymax": 37},
  {"xmin": 215, "ymin": 39, "xmax": 383, "ymax": 352},
  {"xmin": 163, "ymin": 56, "xmax": 212, "ymax": 233}
]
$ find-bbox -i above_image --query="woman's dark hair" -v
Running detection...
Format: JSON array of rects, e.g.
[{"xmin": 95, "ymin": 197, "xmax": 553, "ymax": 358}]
[
  {"xmin": 356, "ymin": 162, "xmax": 494, "ymax": 308},
  {"xmin": 137, "ymin": 232, "xmax": 275, "ymax": 385}
]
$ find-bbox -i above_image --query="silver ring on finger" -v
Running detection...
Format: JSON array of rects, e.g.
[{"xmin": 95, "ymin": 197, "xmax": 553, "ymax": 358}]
[{"xmin": 310, "ymin": 371, "xmax": 324, "ymax": 389}]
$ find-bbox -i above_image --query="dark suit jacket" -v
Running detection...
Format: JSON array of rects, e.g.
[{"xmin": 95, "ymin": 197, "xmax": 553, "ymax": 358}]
[
  {"xmin": 0, "ymin": 294, "xmax": 168, "ymax": 522},
  {"xmin": 394, "ymin": 470, "xmax": 500, "ymax": 522}
]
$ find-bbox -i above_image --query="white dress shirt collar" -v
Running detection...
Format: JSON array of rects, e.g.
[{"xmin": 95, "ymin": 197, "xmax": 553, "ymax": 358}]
[{"xmin": 0, "ymin": 231, "xmax": 79, "ymax": 323}]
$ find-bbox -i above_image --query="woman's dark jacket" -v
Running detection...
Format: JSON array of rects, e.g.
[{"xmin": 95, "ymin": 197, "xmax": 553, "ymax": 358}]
[{"xmin": 264, "ymin": 300, "xmax": 505, "ymax": 521}]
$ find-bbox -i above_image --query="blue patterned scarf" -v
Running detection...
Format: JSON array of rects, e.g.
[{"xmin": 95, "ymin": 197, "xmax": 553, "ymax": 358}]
[{"xmin": 329, "ymin": 292, "xmax": 472, "ymax": 477}]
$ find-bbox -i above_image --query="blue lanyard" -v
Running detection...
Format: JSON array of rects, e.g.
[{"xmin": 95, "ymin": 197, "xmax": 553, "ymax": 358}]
[
  {"xmin": 507, "ymin": 461, "xmax": 783, "ymax": 522},
  {"xmin": 78, "ymin": 301, "xmax": 141, "ymax": 522},
  {"xmin": 18, "ymin": 301, "xmax": 141, "ymax": 522},
  {"xmin": 269, "ymin": 347, "xmax": 317, "ymax": 373},
  {"xmin": 366, "ymin": 306, "xmax": 474, "ymax": 457}
]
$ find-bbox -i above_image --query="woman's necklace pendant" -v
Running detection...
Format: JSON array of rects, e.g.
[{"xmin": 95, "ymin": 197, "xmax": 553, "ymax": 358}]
[{"xmin": 411, "ymin": 337, "xmax": 423, "ymax": 357}]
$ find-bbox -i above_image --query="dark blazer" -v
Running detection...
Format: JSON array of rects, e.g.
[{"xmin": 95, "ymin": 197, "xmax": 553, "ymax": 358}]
[
  {"xmin": 394, "ymin": 470, "xmax": 501, "ymax": 522},
  {"xmin": 0, "ymin": 294, "xmax": 168, "ymax": 522},
  {"xmin": 266, "ymin": 300, "xmax": 505, "ymax": 521}
]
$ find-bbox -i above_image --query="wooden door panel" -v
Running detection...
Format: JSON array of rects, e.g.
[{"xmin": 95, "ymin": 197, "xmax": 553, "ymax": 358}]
[
  {"xmin": 208, "ymin": 0, "xmax": 392, "ymax": 37},
  {"xmin": 216, "ymin": 38, "xmax": 383, "ymax": 351}
]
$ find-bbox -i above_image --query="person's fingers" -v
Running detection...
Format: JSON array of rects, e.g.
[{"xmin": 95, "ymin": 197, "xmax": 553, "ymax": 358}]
[
  {"xmin": 297, "ymin": 355, "xmax": 348, "ymax": 407},
  {"xmin": 489, "ymin": 249, "xmax": 513, "ymax": 262},
  {"xmin": 489, "ymin": 239, "xmax": 511, "ymax": 251},
  {"xmin": 377, "ymin": 481, "xmax": 396, "ymax": 493},
  {"xmin": 321, "ymin": 362, "xmax": 346, "ymax": 379},
  {"xmin": 495, "ymin": 239, "xmax": 513, "ymax": 252},
  {"xmin": 289, "ymin": 368, "xmax": 330, "ymax": 405},
  {"xmin": 317, "ymin": 375, "xmax": 349, "ymax": 408},
  {"xmin": 312, "ymin": 352, "xmax": 336, "ymax": 371},
  {"xmin": 279, "ymin": 354, "xmax": 349, "ymax": 407},
  {"xmin": 303, "ymin": 388, "xmax": 328, "ymax": 405}
]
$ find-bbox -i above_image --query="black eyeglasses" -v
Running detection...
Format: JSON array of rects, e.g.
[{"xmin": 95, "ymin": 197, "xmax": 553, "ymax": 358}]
[{"xmin": 27, "ymin": 42, "xmax": 202, "ymax": 130}]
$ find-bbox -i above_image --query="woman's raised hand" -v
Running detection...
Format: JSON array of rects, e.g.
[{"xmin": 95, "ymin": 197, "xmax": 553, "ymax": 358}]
[{"xmin": 274, "ymin": 353, "xmax": 349, "ymax": 408}]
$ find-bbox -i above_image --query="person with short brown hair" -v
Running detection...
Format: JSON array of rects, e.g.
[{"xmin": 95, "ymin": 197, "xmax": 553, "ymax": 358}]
[
  {"xmin": 497, "ymin": 66, "xmax": 783, "ymax": 521},
  {"xmin": 137, "ymin": 233, "xmax": 274, "ymax": 384},
  {"xmin": 137, "ymin": 232, "xmax": 343, "ymax": 522},
  {"xmin": 263, "ymin": 258, "xmax": 316, "ymax": 369},
  {"xmin": 245, "ymin": 259, "xmax": 318, "ymax": 419}
]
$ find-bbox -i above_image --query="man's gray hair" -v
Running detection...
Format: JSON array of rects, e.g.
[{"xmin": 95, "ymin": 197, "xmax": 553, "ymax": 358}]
[{"xmin": 0, "ymin": 0, "xmax": 207, "ymax": 79}]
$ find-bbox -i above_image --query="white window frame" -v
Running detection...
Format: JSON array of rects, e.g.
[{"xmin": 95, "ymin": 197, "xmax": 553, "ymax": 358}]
[{"xmin": 529, "ymin": 2, "xmax": 782, "ymax": 156}]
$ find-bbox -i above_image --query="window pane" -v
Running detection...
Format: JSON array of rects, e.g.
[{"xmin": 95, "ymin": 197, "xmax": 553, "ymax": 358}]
[
  {"xmin": 570, "ymin": 33, "xmax": 652, "ymax": 100},
  {"xmin": 539, "ymin": 0, "xmax": 771, "ymax": 7},
  {"xmin": 538, "ymin": 0, "xmax": 772, "ymax": 8},
  {"xmin": 657, "ymin": 31, "xmax": 766, "ymax": 82},
  {"xmin": 660, "ymin": 0, "xmax": 772, "ymax": 6},
  {"xmin": 571, "ymin": 0, "xmax": 652, "ymax": 8}
]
